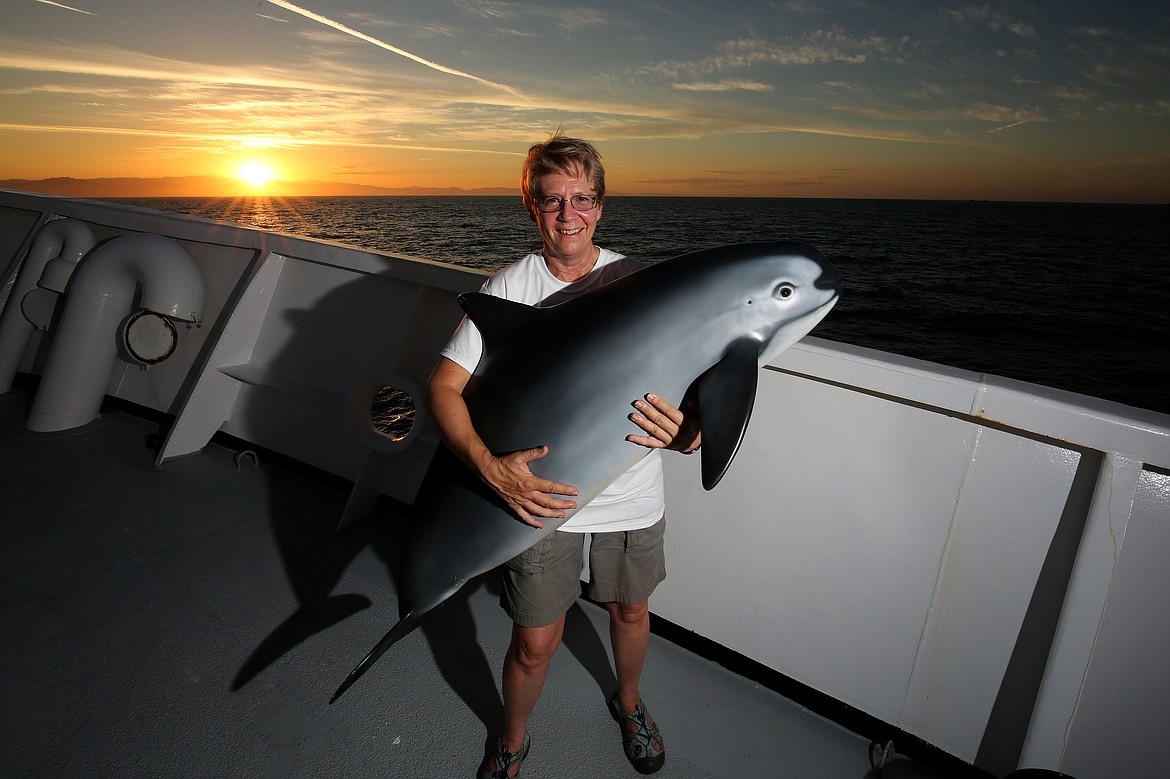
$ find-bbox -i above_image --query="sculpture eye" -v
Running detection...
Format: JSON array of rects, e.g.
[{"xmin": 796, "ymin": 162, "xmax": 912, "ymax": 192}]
[{"xmin": 774, "ymin": 283, "xmax": 796, "ymax": 300}]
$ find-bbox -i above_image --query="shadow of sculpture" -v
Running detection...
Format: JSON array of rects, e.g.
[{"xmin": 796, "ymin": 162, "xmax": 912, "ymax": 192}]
[{"xmin": 226, "ymin": 258, "xmax": 658, "ymax": 741}]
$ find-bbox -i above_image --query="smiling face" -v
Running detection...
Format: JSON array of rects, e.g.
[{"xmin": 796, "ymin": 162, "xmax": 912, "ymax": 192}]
[{"xmin": 534, "ymin": 169, "xmax": 604, "ymax": 274}]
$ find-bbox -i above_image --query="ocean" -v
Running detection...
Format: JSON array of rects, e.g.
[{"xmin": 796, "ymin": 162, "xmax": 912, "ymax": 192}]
[{"xmin": 107, "ymin": 196, "xmax": 1170, "ymax": 416}]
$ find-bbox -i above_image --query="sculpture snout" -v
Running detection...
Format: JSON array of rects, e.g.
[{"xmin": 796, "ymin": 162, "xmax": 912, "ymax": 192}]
[{"xmin": 815, "ymin": 263, "xmax": 844, "ymax": 293}]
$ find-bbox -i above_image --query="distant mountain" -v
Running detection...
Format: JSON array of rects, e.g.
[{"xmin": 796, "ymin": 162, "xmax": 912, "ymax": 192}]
[{"xmin": 0, "ymin": 176, "xmax": 515, "ymax": 198}]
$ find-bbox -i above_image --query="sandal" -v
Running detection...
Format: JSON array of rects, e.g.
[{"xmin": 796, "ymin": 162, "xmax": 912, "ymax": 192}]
[
  {"xmin": 479, "ymin": 733, "xmax": 531, "ymax": 779},
  {"xmin": 608, "ymin": 693, "xmax": 665, "ymax": 775}
]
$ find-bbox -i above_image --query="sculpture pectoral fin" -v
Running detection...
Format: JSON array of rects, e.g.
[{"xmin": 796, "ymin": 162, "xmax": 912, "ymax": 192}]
[{"xmin": 696, "ymin": 339, "xmax": 761, "ymax": 491}]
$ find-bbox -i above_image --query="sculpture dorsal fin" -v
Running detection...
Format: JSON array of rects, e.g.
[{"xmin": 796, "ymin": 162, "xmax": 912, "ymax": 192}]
[{"xmin": 458, "ymin": 292, "xmax": 544, "ymax": 348}]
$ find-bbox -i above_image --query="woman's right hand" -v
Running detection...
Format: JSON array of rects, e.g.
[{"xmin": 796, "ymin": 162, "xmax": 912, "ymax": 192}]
[
  {"xmin": 477, "ymin": 445, "xmax": 579, "ymax": 529},
  {"xmin": 428, "ymin": 357, "xmax": 578, "ymax": 528}
]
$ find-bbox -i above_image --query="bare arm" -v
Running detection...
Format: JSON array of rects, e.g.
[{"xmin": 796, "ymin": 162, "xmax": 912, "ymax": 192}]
[{"xmin": 426, "ymin": 356, "xmax": 578, "ymax": 528}]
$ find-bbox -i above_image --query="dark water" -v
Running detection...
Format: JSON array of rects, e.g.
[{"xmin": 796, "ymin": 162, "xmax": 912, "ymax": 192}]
[{"xmin": 107, "ymin": 196, "xmax": 1170, "ymax": 415}]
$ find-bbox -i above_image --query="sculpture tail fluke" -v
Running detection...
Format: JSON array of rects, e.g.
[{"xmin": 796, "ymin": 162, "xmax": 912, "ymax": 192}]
[{"xmin": 329, "ymin": 610, "xmax": 422, "ymax": 704}]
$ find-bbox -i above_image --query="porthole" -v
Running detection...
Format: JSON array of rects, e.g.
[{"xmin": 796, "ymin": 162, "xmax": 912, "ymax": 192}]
[{"xmin": 371, "ymin": 385, "xmax": 416, "ymax": 442}]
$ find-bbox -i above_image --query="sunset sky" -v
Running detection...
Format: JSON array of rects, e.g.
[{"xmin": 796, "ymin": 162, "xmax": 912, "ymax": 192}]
[{"xmin": 2, "ymin": 0, "xmax": 1168, "ymax": 201}]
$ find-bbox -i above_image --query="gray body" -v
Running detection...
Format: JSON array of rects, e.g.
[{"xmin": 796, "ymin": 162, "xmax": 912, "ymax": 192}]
[{"xmin": 332, "ymin": 241, "xmax": 842, "ymax": 702}]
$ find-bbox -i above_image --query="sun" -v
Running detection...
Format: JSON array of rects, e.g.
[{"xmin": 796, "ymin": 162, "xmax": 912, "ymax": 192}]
[{"xmin": 237, "ymin": 160, "xmax": 276, "ymax": 189}]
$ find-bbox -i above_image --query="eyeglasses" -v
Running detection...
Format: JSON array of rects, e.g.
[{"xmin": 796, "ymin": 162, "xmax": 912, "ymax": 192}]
[{"xmin": 534, "ymin": 194, "xmax": 599, "ymax": 213}]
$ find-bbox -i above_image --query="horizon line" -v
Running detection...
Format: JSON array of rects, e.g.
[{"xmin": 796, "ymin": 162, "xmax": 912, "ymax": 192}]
[{"xmin": 1, "ymin": 183, "xmax": 1163, "ymax": 207}]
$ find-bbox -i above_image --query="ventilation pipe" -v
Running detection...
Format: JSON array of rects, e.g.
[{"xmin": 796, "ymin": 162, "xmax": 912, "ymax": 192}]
[
  {"xmin": 0, "ymin": 218, "xmax": 95, "ymax": 392},
  {"xmin": 26, "ymin": 233, "xmax": 205, "ymax": 433}
]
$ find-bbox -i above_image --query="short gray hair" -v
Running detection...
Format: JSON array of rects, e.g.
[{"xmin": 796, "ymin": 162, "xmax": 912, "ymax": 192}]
[{"xmin": 521, "ymin": 131, "xmax": 605, "ymax": 220}]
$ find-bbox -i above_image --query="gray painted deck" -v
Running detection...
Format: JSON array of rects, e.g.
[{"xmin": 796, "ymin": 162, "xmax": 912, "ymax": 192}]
[{"xmin": 0, "ymin": 383, "xmax": 959, "ymax": 778}]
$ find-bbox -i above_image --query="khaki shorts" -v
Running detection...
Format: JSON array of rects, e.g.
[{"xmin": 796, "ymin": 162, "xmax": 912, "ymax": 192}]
[{"xmin": 501, "ymin": 516, "xmax": 667, "ymax": 628}]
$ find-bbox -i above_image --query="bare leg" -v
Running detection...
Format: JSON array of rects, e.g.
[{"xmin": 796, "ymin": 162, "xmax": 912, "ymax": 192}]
[
  {"xmin": 607, "ymin": 600, "xmax": 652, "ymax": 717},
  {"xmin": 492, "ymin": 617, "xmax": 566, "ymax": 775},
  {"xmin": 606, "ymin": 597, "xmax": 665, "ymax": 775}
]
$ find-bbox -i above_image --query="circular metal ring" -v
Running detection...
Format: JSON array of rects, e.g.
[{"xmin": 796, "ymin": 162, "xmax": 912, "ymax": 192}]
[{"xmin": 124, "ymin": 310, "xmax": 178, "ymax": 365}]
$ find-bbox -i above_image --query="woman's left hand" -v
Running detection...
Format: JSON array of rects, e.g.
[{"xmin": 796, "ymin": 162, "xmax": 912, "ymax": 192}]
[{"xmin": 627, "ymin": 392, "xmax": 701, "ymax": 452}]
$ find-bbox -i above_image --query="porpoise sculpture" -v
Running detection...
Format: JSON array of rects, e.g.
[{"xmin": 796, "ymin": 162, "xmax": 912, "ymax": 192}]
[{"xmin": 331, "ymin": 240, "xmax": 842, "ymax": 702}]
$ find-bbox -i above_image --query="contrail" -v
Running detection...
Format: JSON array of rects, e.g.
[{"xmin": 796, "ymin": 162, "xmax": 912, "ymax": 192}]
[
  {"xmin": 34, "ymin": 0, "xmax": 96, "ymax": 15},
  {"xmin": 264, "ymin": 0, "xmax": 528, "ymax": 101}
]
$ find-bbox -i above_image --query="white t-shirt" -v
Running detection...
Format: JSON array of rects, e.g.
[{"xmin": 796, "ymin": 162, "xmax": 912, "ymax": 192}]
[{"xmin": 440, "ymin": 248, "xmax": 665, "ymax": 533}]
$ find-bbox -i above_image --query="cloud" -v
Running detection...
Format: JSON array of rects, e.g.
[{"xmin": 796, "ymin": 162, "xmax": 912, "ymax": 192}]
[
  {"xmin": 1070, "ymin": 26, "xmax": 1113, "ymax": 38},
  {"xmin": 0, "ymin": 120, "xmax": 522, "ymax": 156},
  {"xmin": 453, "ymin": 0, "xmax": 511, "ymax": 22},
  {"xmin": 1001, "ymin": 21, "xmax": 1036, "ymax": 40},
  {"xmin": 946, "ymin": 5, "xmax": 994, "ymax": 23},
  {"xmin": 0, "ymin": 83, "xmax": 131, "ymax": 98},
  {"xmin": 947, "ymin": 5, "xmax": 1037, "ymax": 40},
  {"xmin": 988, "ymin": 119, "xmax": 1040, "ymax": 134},
  {"xmin": 721, "ymin": 32, "xmax": 893, "ymax": 66},
  {"xmin": 636, "ymin": 176, "xmax": 749, "ymax": 187},
  {"xmin": 1048, "ymin": 86, "xmax": 1095, "ymax": 101},
  {"xmin": 776, "ymin": 0, "xmax": 829, "ymax": 16},
  {"xmin": 706, "ymin": 169, "xmax": 781, "ymax": 176},
  {"xmin": 453, "ymin": 0, "xmax": 611, "ymax": 34},
  {"xmin": 491, "ymin": 28, "xmax": 539, "ymax": 38},
  {"xmin": 671, "ymin": 79, "xmax": 773, "ymax": 92},
  {"xmin": 840, "ymin": 98, "xmax": 1049, "ymax": 127},
  {"xmin": 644, "ymin": 31, "xmax": 894, "ymax": 81},
  {"xmin": 17, "ymin": 1, "xmax": 1151, "ymax": 163},
  {"xmin": 0, "ymin": 33, "xmax": 549, "ymax": 158},
  {"xmin": 0, "ymin": 40, "xmax": 380, "ymax": 97}
]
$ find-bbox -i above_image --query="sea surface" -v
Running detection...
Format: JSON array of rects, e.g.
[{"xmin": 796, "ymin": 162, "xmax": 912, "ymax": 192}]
[{"xmin": 107, "ymin": 196, "xmax": 1170, "ymax": 415}]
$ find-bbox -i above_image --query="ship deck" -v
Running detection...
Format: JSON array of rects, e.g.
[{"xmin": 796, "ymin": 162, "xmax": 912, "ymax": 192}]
[{"xmin": 0, "ymin": 381, "xmax": 970, "ymax": 778}]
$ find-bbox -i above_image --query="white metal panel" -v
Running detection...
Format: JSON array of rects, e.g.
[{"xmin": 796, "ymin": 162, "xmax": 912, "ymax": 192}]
[
  {"xmin": 1020, "ymin": 454, "xmax": 1144, "ymax": 771},
  {"xmin": 900, "ymin": 428, "xmax": 1078, "ymax": 759},
  {"xmin": 1059, "ymin": 468, "xmax": 1170, "ymax": 779},
  {"xmin": 244, "ymin": 257, "xmax": 417, "ymax": 378},
  {"xmin": 659, "ymin": 364, "xmax": 1084, "ymax": 762},
  {"xmin": 657, "ymin": 367, "xmax": 977, "ymax": 722}
]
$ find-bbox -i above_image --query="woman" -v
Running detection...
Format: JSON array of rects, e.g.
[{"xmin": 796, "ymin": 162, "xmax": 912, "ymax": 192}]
[{"xmin": 426, "ymin": 132, "xmax": 701, "ymax": 778}]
